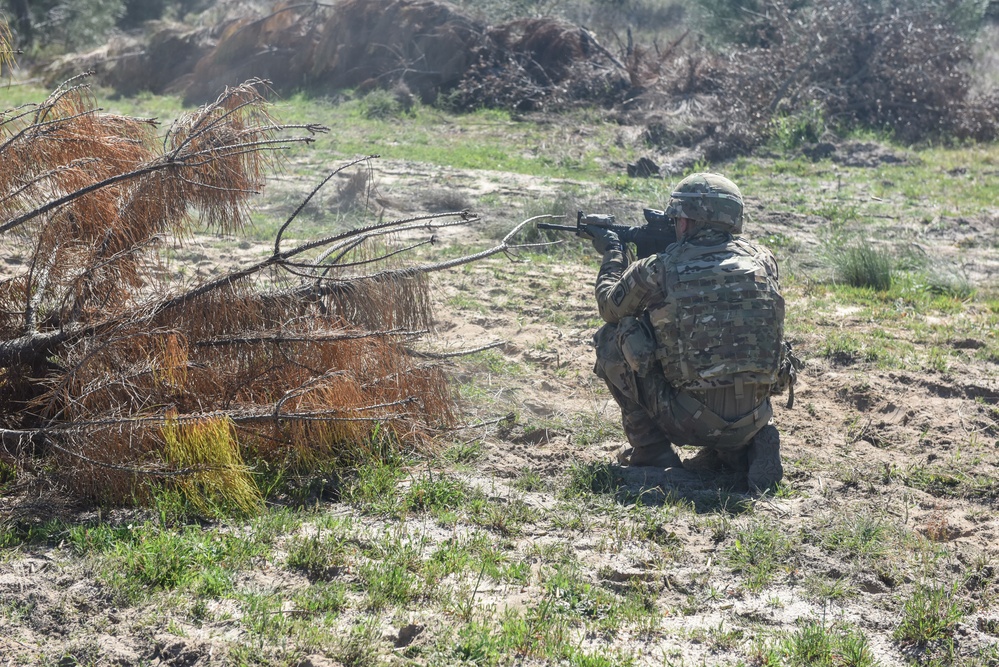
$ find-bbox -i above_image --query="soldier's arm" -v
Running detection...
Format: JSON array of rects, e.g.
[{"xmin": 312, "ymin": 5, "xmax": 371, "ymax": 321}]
[{"xmin": 594, "ymin": 250, "xmax": 661, "ymax": 323}]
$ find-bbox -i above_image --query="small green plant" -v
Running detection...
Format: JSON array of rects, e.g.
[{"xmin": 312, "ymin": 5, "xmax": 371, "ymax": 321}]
[
  {"xmin": 917, "ymin": 269, "xmax": 976, "ymax": 300},
  {"xmin": 103, "ymin": 524, "xmax": 264, "ymax": 601},
  {"xmin": 724, "ymin": 520, "xmax": 797, "ymax": 591},
  {"xmin": 756, "ymin": 619, "xmax": 877, "ymax": 666},
  {"xmin": 816, "ymin": 512, "xmax": 889, "ymax": 561},
  {"xmin": 562, "ymin": 462, "xmax": 619, "ymax": 497},
  {"xmin": 336, "ymin": 617, "xmax": 383, "ymax": 666},
  {"xmin": 805, "ymin": 575, "xmax": 854, "ymax": 602},
  {"xmin": 441, "ymin": 438, "xmax": 484, "ymax": 464},
  {"xmin": 361, "ymin": 559, "xmax": 420, "ymax": 610},
  {"xmin": 770, "ymin": 102, "xmax": 827, "ymax": 150},
  {"xmin": 404, "ymin": 473, "xmax": 471, "ymax": 513},
  {"xmin": 286, "ymin": 521, "xmax": 353, "ymax": 580},
  {"xmin": 513, "ymin": 468, "xmax": 546, "ymax": 492},
  {"xmin": 347, "ymin": 461, "xmax": 404, "ymax": 514},
  {"xmin": 0, "ymin": 460, "xmax": 15, "ymax": 492},
  {"xmin": 469, "ymin": 497, "xmax": 537, "ymax": 536},
  {"xmin": 894, "ymin": 582, "xmax": 965, "ymax": 645},
  {"xmin": 292, "ymin": 581, "xmax": 348, "ymax": 615},
  {"xmin": 359, "ymin": 89, "xmax": 407, "ymax": 120}
]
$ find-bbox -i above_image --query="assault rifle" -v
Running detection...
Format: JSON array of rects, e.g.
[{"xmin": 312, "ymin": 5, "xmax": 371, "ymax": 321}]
[{"xmin": 536, "ymin": 209, "xmax": 678, "ymax": 259}]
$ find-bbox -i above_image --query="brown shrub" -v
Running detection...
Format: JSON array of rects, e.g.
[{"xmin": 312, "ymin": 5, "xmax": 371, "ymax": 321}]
[
  {"xmin": 716, "ymin": 0, "xmax": 998, "ymax": 143},
  {"xmin": 634, "ymin": 0, "xmax": 997, "ymax": 154},
  {"xmin": 446, "ymin": 18, "xmax": 630, "ymax": 112}
]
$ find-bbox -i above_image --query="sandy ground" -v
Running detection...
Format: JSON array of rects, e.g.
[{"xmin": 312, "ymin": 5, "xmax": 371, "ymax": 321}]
[{"xmin": 1, "ymin": 148, "xmax": 997, "ymax": 665}]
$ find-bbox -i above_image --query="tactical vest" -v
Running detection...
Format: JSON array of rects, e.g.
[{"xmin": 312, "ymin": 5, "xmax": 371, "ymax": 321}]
[{"xmin": 647, "ymin": 237, "xmax": 784, "ymax": 392}]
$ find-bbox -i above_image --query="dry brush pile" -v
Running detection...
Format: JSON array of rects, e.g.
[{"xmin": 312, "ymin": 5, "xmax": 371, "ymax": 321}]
[
  {"xmin": 39, "ymin": 0, "xmax": 999, "ymax": 153},
  {"xmin": 633, "ymin": 0, "xmax": 999, "ymax": 157},
  {"xmin": 0, "ymin": 76, "xmax": 530, "ymax": 515},
  {"xmin": 717, "ymin": 0, "xmax": 999, "ymax": 143}
]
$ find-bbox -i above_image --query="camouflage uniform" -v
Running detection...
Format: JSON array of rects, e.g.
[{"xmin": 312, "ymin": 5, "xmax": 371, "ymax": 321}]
[{"xmin": 591, "ymin": 173, "xmax": 793, "ymax": 489}]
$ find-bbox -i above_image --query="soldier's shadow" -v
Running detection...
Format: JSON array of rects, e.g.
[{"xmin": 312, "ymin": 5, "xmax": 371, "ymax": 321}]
[{"xmin": 603, "ymin": 464, "xmax": 756, "ymax": 515}]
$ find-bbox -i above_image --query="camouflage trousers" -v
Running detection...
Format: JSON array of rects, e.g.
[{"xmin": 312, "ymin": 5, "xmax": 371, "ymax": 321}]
[{"xmin": 593, "ymin": 321, "xmax": 772, "ymax": 454}]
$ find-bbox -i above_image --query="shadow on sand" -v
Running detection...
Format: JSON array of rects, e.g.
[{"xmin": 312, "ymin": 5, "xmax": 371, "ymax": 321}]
[{"xmin": 571, "ymin": 462, "xmax": 757, "ymax": 515}]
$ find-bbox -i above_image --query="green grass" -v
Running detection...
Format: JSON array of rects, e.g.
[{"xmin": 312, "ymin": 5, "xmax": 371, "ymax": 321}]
[
  {"xmin": 513, "ymin": 468, "xmax": 547, "ymax": 492},
  {"xmin": 724, "ymin": 519, "xmax": 798, "ymax": 591},
  {"xmin": 403, "ymin": 473, "xmax": 473, "ymax": 514},
  {"xmin": 563, "ymin": 461, "xmax": 620, "ymax": 497},
  {"xmin": 904, "ymin": 464, "xmax": 999, "ymax": 501},
  {"xmin": 448, "ymin": 607, "xmax": 637, "ymax": 667},
  {"xmin": 286, "ymin": 518, "xmax": 354, "ymax": 580},
  {"xmin": 833, "ymin": 244, "xmax": 895, "ymax": 290},
  {"xmin": 345, "ymin": 460, "xmax": 406, "ymax": 515},
  {"xmin": 101, "ymin": 523, "xmax": 268, "ymax": 601},
  {"xmin": 268, "ymin": 93, "xmax": 627, "ymax": 181},
  {"xmin": 5, "ymin": 77, "xmax": 999, "ymax": 667},
  {"xmin": 758, "ymin": 620, "xmax": 877, "ymax": 667},
  {"xmin": 894, "ymin": 582, "xmax": 965, "ymax": 646},
  {"xmin": 812, "ymin": 512, "xmax": 892, "ymax": 561}
]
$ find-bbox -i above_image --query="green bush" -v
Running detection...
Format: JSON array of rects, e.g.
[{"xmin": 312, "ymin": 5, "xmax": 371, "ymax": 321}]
[
  {"xmin": 360, "ymin": 89, "xmax": 408, "ymax": 120},
  {"xmin": 769, "ymin": 102, "xmax": 826, "ymax": 150},
  {"xmin": 833, "ymin": 244, "xmax": 894, "ymax": 291}
]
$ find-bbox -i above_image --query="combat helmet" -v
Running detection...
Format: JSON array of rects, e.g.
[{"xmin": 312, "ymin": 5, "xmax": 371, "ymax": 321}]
[{"xmin": 665, "ymin": 173, "xmax": 744, "ymax": 234}]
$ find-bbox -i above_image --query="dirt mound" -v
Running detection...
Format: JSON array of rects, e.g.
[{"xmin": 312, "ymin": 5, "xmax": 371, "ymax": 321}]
[
  {"xmin": 183, "ymin": 3, "xmax": 320, "ymax": 104},
  {"xmin": 184, "ymin": 1, "xmax": 626, "ymax": 109},
  {"xmin": 43, "ymin": 22, "xmax": 213, "ymax": 96},
  {"xmin": 35, "ymin": 0, "xmax": 999, "ymax": 154},
  {"xmin": 308, "ymin": 0, "xmax": 482, "ymax": 103},
  {"xmin": 42, "ymin": 0, "xmax": 630, "ymax": 112},
  {"xmin": 182, "ymin": 0, "xmax": 484, "ymax": 104}
]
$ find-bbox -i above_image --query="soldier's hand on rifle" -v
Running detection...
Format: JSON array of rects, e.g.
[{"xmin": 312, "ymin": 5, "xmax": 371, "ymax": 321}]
[
  {"xmin": 587, "ymin": 225, "xmax": 621, "ymax": 254},
  {"xmin": 575, "ymin": 213, "xmax": 614, "ymax": 241}
]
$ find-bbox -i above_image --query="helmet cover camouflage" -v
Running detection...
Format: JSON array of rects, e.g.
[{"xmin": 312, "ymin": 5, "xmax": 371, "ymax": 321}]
[{"xmin": 665, "ymin": 173, "xmax": 744, "ymax": 234}]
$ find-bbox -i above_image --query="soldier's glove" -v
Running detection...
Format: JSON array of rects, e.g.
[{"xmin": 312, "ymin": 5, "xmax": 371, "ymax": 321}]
[{"xmin": 586, "ymin": 226, "xmax": 622, "ymax": 254}]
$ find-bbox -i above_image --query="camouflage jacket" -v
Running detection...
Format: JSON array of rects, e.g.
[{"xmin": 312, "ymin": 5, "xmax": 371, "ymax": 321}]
[
  {"xmin": 594, "ymin": 229, "xmax": 755, "ymax": 323},
  {"xmin": 595, "ymin": 228, "xmax": 794, "ymax": 399}
]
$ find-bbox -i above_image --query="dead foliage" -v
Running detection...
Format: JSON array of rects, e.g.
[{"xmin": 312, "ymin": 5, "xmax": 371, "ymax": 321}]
[
  {"xmin": 32, "ymin": 0, "xmax": 999, "ymax": 154},
  {"xmin": 0, "ymin": 76, "xmax": 531, "ymax": 514},
  {"xmin": 445, "ymin": 18, "xmax": 631, "ymax": 112},
  {"xmin": 724, "ymin": 0, "xmax": 998, "ymax": 143},
  {"xmin": 636, "ymin": 0, "xmax": 998, "ymax": 150}
]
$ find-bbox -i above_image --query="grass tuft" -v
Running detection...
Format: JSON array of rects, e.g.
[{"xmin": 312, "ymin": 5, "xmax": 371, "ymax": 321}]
[
  {"xmin": 162, "ymin": 416, "xmax": 262, "ymax": 516},
  {"xmin": 724, "ymin": 519, "xmax": 798, "ymax": 591},
  {"xmin": 894, "ymin": 582, "xmax": 965, "ymax": 645},
  {"xmin": 562, "ymin": 462, "xmax": 619, "ymax": 497},
  {"xmin": 286, "ymin": 520, "xmax": 353, "ymax": 580},
  {"xmin": 832, "ymin": 243, "xmax": 894, "ymax": 290},
  {"xmin": 404, "ymin": 474, "xmax": 471, "ymax": 513}
]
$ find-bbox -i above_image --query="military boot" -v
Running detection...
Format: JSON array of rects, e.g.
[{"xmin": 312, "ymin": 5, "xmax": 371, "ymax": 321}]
[
  {"xmin": 616, "ymin": 442, "xmax": 682, "ymax": 468},
  {"xmin": 684, "ymin": 446, "xmax": 747, "ymax": 471},
  {"xmin": 681, "ymin": 446, "xmax": 723, "ymax": 471},
  {"xmin": 746, "ymin": 423, "xmax": 782, "ymax": 492}
]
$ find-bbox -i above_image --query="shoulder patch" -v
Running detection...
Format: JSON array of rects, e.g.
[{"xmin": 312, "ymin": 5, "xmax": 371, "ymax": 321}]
[{"xmin": 611, "ymin": 282, "xmax": 629, "ymax": 306}]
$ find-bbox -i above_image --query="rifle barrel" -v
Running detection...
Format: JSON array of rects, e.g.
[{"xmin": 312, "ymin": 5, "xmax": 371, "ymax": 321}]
[{"xmin": 535, "ymin": 223, "xmax": 579, "ymax": 232}]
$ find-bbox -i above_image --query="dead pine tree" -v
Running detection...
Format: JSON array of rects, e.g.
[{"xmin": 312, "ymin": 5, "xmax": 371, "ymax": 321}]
[{"xmin": 0, "ymin": 76, "xmax": 537, "ymax": 516}]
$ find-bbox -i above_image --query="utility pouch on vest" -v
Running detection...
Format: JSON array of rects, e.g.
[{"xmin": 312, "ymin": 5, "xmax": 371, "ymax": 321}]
[
  {"xmin": 617, "ymin": 316, "xmax": 658, "ymax": 377},
  {"xmin": 772, "ymin": 341, "xmax": 804, "ymax": 408}
]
